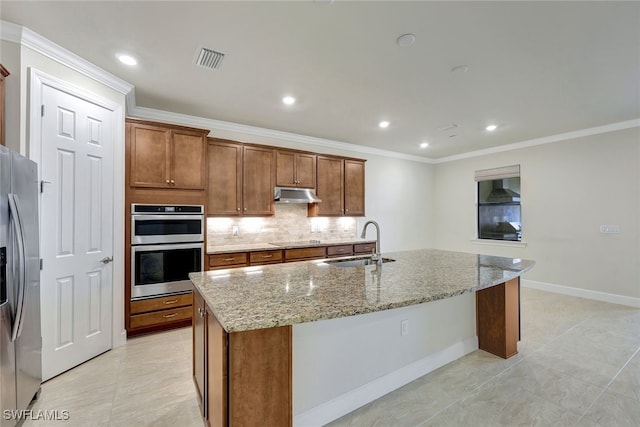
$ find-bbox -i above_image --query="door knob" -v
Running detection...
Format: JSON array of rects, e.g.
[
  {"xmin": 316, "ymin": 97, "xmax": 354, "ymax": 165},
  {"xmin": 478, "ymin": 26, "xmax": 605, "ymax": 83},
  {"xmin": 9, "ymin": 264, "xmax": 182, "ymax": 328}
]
[{"xmin": 100, "ymin": 257, "xmax": 113, "ymax": 264}]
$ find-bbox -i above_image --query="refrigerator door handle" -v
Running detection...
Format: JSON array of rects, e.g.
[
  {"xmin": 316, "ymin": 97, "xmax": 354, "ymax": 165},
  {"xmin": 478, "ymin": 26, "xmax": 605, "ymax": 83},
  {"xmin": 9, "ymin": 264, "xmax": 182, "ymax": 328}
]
[{"xmin": 8, "ymin": 193, "xmax": 27, "ymax": 342}]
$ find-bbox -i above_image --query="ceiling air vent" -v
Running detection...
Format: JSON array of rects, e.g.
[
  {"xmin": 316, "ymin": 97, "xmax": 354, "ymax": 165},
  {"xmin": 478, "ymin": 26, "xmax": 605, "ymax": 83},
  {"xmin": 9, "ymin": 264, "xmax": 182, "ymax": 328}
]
[{"xmin": 194, "ymin": 47, "xmax": 225, "ymax": 70}]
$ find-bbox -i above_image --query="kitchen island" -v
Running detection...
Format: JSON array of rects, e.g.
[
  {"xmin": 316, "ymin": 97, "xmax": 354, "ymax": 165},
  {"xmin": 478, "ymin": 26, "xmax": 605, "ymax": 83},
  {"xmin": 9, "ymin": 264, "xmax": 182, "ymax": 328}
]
[{"xmin": 189, "ymin": 248, "xmax": 534, "ymax": 427}]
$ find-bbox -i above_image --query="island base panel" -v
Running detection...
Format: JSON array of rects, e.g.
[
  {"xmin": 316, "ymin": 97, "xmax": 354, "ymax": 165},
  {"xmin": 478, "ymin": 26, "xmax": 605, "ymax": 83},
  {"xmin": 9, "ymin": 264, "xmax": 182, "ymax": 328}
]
[
  {"xmin": 228, "ymin": 326, "xmax": 292, "ymax": 427},
  {"xmin": 476, "ymin": 277, "xmax": 519, "ymax": 359}
]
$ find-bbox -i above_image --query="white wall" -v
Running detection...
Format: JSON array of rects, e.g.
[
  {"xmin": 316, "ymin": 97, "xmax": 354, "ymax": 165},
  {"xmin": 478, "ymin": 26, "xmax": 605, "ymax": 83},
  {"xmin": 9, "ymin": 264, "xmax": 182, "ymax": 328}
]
[
  {"xmin": 432, "ymin": 127, "xmax": 640, "ymax": 300},
  {"xmin": 1, "ymin": 40, "xmax": 21, "ymax": 152}
]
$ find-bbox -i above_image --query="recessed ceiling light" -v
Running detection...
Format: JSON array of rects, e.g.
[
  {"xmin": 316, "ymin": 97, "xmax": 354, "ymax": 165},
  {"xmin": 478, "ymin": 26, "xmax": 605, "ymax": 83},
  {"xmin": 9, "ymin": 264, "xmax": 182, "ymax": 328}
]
[
  {"xmin": 420, "ymin": 142, "xmax": 429, "ymax": 149},
  {"xmin": 282, "ymin": 96, "xmax": 296, "ymax": 105},
  {"xmin": 485, "ymin": 124, "xmax": 498, "ymax": 131},
  {"xmin": 378, "ymin": 121, "xmax": 390, "ymax": 129},
  {"xmin": 396, "ymin": 33, "xmax": 416, "ymax": 47},
  {"xmin": 117, "ymin": 54, "xmax": 137, "ymax": 66}
]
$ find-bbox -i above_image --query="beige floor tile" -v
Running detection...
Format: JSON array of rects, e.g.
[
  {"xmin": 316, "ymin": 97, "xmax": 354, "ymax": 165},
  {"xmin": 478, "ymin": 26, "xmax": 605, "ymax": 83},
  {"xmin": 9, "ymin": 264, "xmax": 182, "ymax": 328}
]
[
  {"xmin": 577, "ymin": 390, "xmax": 640, "ymax": 427},
  {"xmin": 606, "ymin": 349, "xmax": 640, "ymax": 401}
]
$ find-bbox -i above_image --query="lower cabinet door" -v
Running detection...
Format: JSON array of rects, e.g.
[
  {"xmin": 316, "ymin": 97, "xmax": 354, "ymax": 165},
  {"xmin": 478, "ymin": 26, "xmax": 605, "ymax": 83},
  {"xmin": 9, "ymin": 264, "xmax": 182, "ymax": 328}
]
[{"xmin": 193, "ymin": 292, "xmax": 206, "ymax": 417}]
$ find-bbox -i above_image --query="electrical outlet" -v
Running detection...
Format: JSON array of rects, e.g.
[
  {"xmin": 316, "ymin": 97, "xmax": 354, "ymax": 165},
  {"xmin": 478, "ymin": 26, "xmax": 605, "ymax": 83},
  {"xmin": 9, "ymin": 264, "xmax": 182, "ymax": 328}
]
[
  {"xmin": 401, "ymin": 319, "xmax": 409, "ymax": 336},
  {"xmin": 232, "ymin": 225, "xmax": 239, "ymax": 236}
]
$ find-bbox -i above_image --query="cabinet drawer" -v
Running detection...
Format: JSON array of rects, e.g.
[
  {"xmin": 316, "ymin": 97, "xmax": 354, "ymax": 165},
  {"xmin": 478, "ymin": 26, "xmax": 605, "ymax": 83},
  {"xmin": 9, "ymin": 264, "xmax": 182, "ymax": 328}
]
[
  {"xmin": 354, "ymin": 243, "xmax": 377, "ymax": 254},
  {"xmin": 284, "ymin": 247, "xmax": 326, "ymax": 261},
  {"xmin": 249, "ymin": 250, "xmax": 283, "ymax": 265},
  {"xmin": 129, "ymin": 306, "xmax": 192, "ymax": 329},
  {"xmin": 209, "ymin": 253, "xmax": 248, "ymax": 269},
  {"xmin": 130, "ymin": 293, "xmax": 193, "ymax": 315},
  {"xmin": 327, "ymin": 245, "xmax": 354, "ymax": 257}
]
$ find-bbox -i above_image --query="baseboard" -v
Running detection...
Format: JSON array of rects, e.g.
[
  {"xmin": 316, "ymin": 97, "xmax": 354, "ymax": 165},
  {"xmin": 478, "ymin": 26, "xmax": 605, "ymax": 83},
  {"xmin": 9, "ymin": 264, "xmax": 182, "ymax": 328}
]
[
  {"xmin": 293, "ymin": 336, "xmax": 478, "ymax": 427},
  {"xmin": 522, "ymin": 279, "xmax": 640, "ymax": 308}
]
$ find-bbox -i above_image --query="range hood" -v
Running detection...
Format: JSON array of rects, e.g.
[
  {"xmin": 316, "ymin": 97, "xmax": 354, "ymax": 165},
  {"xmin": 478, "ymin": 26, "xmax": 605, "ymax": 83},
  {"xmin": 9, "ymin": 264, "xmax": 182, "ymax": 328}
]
[
  {"xmin": 274, "ymin": 187, "xmax": 322, "ymax": 204},
  {"xmin": 487, "ymin": 180, "xmax": 521, "ymax": 203}
]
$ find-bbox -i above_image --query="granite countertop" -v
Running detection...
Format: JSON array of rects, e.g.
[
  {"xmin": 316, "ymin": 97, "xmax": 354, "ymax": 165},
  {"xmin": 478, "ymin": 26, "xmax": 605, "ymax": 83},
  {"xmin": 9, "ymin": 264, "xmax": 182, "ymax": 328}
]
[
  {"xmin": 206, "ymin": 238, "xmax": 377, "ymax": 254},
  {"xmin": 190, "ymin": 249, "xmax": 535, "ymax": 333}
]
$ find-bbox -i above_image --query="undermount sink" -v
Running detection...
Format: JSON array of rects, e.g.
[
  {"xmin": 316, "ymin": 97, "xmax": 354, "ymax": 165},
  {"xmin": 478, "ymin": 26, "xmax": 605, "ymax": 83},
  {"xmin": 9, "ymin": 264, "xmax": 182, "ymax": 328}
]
[{"xmin": 324, "ymin": 256, "xmax": 396, "ymax": 268}]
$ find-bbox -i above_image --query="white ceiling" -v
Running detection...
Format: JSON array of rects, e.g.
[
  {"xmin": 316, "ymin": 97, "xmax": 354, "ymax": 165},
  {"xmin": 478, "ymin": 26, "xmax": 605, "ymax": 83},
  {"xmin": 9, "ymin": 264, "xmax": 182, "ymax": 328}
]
[{"xmin": 2, "ymin": 1, "xmax": 639, "ymax": 159}]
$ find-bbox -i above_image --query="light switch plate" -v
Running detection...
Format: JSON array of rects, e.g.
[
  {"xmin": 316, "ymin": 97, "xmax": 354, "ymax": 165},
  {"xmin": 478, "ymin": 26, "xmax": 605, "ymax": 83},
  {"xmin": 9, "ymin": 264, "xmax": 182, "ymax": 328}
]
[{"xmin": 600, "ymin": 225, "xmax": 620, "ymax": 234}]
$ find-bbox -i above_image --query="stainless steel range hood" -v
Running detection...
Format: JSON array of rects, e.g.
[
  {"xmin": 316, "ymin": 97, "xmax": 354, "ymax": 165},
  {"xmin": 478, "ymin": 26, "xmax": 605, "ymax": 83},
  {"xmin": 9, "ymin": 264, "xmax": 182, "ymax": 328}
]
[{"xmin": 274, "ymin": 187, "xmax": 322, "ymax": 204}]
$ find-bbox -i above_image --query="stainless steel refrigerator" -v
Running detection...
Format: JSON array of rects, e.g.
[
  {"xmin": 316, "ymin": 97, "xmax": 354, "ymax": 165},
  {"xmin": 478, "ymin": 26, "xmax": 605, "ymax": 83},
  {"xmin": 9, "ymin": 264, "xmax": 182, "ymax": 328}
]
[{"xmin": 0, "ymin": 146, "xmax": 41, "ymax": 426}]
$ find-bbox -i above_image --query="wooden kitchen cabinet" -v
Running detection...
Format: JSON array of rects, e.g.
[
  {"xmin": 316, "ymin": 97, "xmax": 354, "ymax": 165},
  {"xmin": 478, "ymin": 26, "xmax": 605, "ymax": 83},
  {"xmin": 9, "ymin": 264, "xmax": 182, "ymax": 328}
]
[
  {"xmin": 193, "ymin": 286, "xmax": 288, "ymax": 427},
  {"xmin": 249, "ymin": 250, "xmax": 283, "ymax": 265},
  {"xmin": 310, "ymin": 156, "xmax": 344, "ymax": 216},
  {"xmin": 128, "ymin": 292, "xmax": 193, "ymax": 335},
  {"xmin": 193, "ymin": 291, "xmax": 207, "ymax": 418},
  {"xmin": 327, "ymin": 245, "xmax": 354, "ymax": 257},
  {"xmin": 208, "ymin": 252, "xmax": 248, "ymax": 270},
  {"xmin": 309, "ymin": 156, "xmax": 365, "ymax": 217},
  {"xmin": 284, "ymin": 246, "xmax": 327, "ymax": 262},
  {"xmin": 243, "ymin": 145, "xmax": 276, "ymax": 215},
  {"xmin": 0, "ymin": 65, "xmax": 9, "ymax": 146},
  {"xmin": 127, "ymin": 119, "xmax": 208, "ymax": 190},
  {"xmin": 207, "ymin": 140, "xmax": 275, "ymax": 216},
  {"xmin": 208, "ymin": 139, "xmax": 243, "ymax": 216},
  {"xmin": 276, "ymin": 150, "xmax": 316, "ymax": 188},
  {"xmin": 354, "ymin": 242, "xmax": 377, "ymax": 254},
  {"xmin": 344, "ymin": 159, "xmax": 365, "ymax": 216}
]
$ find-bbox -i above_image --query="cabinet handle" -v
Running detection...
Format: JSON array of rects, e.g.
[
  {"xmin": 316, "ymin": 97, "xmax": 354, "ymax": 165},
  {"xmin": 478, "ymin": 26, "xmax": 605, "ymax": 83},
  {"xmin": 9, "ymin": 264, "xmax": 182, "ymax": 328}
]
[
  {"xmin": 345, "ymin": 209, "xmax": 349, "ymax": 212},
  {"xmin": 198, "ymin": 308, "xmax": 205, "ymax": 318},
  {"xmin": 163, "ymin": 313, "xmax": 178, "ymax": 319},
  {"xmin": 261, "ymin": 254, "xmax": 273, "ymax": 258},
  {"xmin": 163, "ymin": 299, "xmax": 178, "ymax": 305},
  {"xmin": 223, "ymin": 257, "xmax": 235, "ymax": 261}
]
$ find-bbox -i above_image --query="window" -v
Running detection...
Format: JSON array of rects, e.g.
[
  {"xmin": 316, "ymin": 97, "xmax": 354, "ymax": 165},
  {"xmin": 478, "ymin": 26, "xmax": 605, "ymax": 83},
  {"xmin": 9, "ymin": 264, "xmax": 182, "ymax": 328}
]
[{"xmin": 476, "ymin": 165, "xmax": 521, "ymax": 241}]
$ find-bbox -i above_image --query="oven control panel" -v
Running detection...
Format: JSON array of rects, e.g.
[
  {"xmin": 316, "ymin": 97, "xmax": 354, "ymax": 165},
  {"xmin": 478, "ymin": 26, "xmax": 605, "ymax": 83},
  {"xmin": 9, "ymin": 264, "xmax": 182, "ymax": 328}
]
[{"xmin": 132, "ymin": 204, "xmax": 203, "ymax": 214}]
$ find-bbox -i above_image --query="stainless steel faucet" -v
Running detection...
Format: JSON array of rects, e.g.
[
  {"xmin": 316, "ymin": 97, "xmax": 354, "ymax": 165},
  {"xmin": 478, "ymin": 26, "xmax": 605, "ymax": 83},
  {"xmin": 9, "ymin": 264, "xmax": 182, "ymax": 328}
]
[{"xmin": 360, "ymin": 220, "xmax": 381, "ymax": 262}]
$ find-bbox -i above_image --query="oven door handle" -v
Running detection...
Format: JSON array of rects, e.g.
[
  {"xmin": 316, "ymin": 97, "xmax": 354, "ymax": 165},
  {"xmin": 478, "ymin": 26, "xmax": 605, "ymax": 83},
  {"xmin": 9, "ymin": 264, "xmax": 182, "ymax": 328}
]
[{"xmin": 132, "ymin": 214, "xmax": 204, "ymax": 221}]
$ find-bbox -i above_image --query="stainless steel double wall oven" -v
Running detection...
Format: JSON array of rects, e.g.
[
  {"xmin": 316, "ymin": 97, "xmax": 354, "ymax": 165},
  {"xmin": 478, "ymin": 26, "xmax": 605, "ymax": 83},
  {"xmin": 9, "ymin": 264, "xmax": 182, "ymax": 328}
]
[{"xmin": 131, "ymin": 204, "xmax": 204, "ymax": 300}]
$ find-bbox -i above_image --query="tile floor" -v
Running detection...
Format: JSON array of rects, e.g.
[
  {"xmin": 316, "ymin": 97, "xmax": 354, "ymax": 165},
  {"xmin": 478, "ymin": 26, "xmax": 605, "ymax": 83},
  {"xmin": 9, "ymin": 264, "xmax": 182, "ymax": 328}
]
[{"xmin": 24, "ymin": 288, "xmax": 639, "ymax": 426}]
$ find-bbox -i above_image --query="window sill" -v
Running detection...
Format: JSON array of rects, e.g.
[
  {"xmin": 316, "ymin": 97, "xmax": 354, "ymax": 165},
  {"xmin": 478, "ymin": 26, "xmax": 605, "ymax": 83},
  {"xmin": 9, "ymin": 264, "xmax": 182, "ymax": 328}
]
[{"xmin": 470, "ymin": 239, "xmax": 527, "ymax": 248}]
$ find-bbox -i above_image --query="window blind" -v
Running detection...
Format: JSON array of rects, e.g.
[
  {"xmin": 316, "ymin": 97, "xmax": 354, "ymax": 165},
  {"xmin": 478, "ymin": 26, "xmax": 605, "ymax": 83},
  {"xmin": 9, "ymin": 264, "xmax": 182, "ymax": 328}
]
[{"xmin": 474, "ymin": 164, "xmax": 520, "ymax": 182}]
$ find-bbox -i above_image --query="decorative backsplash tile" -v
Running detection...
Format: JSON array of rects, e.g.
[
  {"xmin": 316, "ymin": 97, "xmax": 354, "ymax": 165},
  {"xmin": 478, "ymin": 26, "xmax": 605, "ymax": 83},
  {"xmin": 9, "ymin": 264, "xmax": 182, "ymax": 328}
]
[{"xmin": 207, "ymin": 204, "xmax": 357, "ymax": 246}]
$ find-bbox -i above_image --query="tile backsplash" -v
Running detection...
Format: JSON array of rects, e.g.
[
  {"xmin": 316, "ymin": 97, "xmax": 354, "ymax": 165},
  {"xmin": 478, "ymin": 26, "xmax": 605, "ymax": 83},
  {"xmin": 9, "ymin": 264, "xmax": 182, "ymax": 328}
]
[{"xmin": 207, "ymin": 204, "xmax": 357, "ymax": 246}]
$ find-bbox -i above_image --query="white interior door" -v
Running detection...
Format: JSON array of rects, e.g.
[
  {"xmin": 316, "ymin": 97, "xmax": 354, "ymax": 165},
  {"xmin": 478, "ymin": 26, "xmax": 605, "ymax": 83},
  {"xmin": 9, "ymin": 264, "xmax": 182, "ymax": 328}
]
[{"xmin": 39, "ymin": 83, "xmax": 114, "ymax": 381}]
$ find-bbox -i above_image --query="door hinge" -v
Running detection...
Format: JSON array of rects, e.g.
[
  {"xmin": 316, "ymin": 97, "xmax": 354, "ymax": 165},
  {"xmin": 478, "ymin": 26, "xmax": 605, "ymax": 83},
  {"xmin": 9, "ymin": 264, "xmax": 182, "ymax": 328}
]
[
  {"xmin": 40, "ymin": 259, "xmax": 43, "ymax": 270},
  {"xmin": 41, "ymin": 105, "xmax": 45, "ymax": 117}
]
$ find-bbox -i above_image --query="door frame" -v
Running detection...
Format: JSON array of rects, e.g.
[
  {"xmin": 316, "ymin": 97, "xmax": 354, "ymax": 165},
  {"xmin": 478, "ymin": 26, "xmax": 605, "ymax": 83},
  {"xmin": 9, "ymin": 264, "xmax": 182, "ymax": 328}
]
[{"xmin": 28, "ymin": 68, "xmax": 126, "ymax": 348}]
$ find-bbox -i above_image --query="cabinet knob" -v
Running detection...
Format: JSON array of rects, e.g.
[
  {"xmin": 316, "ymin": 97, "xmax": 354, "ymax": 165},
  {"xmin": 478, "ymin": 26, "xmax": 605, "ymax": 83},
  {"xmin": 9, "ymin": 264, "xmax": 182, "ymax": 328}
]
[
  {"xmin": 237, "ymin": 207, "xmax": 240, "ymax": 211},
  {"xmin": 244, "ymin": 207, "xmax": 247, "ymax": 211},
  {"xmin": 166, "ymin": 179, "xmax": 170, "ymax": 184},
  {"xmin": 170, "ymin": 179, "xmax": 175, "ymax": 184}
]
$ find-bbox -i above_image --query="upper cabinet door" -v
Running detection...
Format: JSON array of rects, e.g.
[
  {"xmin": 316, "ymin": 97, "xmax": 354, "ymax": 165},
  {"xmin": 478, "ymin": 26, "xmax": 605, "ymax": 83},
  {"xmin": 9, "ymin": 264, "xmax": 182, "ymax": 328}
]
[
  {"xmin": 276, "ymin": 151, "xmax": 316, "ymax": 188},
  {"xmin": 208, "ymin": 140, "xmax": 242, "ymax": 216},
  {"xmin": 276, "ymin": 151, "xmax": 296, "ymax": 187},
  {"xmin": 344, "ymin": 160, "xmax": 365, "ymax": 216},
  {"xmin": 243, "ymin": 146, "xmax": 275, "ymax": 215},
  {"xmin": 294, "ymin": 153, "xmax": 316, "ymax": 188},
  {"xmin": 172, "ymin": 129, "xmax": 206, "ymax": 189},
  {"xmin": 129, "ymin": 123, "xmax": 171, "ymax": 188},
  {"xmin": 310, "ymin": 156, "xmax": 344, "ymax": 216},
  {"xmin": 127, "ymin": 119, "xmax": 209, "ymax": 190}
]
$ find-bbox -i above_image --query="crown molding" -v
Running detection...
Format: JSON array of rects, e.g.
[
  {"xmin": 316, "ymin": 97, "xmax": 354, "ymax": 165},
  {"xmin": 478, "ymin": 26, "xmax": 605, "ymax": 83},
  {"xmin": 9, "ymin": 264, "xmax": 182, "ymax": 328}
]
[
  {"xmin": 128, "ymin": 105, "xmax": 436, "ymax": 164},
  {"xmin": 1, "ymin": 20, "xmax": 133, "ymax": 95},
  {"xmin": 434, "ymin": 119, "xmax": 640, "ymax": 164}
]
